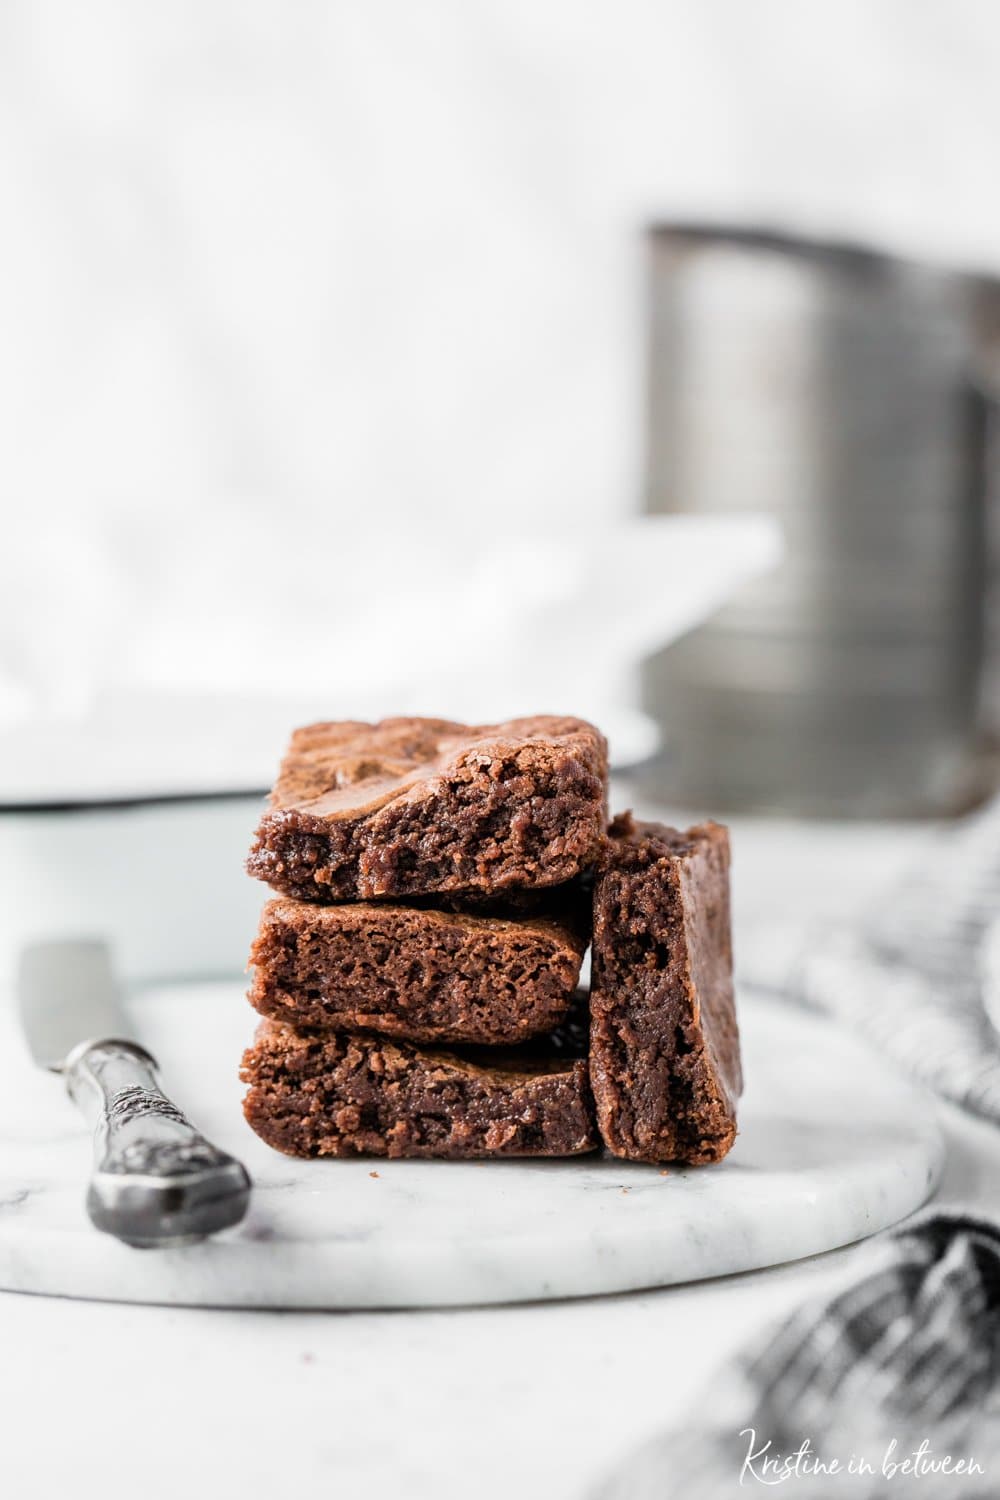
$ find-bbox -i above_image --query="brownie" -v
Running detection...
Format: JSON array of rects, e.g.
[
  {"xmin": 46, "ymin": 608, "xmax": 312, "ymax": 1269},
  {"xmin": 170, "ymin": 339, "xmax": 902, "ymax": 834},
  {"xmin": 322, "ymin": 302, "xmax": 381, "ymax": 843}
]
[
  {"xmin": 589, "ymin": 813, "xmax": 741, "ymax": 1165},
  {"xmin": 240, "ymin": 1005, "xmax": 597, "ymax": 1159},
  {"xmin": 248, "ymin": 897, "xmax": 587, "ymax": 1045},
  {"xmin": 246, "ymin": 715, "xmax": 608, "ymax": 902}
]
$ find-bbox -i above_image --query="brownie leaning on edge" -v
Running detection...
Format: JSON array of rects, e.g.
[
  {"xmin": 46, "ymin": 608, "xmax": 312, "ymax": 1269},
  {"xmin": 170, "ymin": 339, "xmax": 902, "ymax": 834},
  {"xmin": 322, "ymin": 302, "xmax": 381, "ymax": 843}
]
[
  {"xmin": 241, "ymin": 1004, "xmax": 597, "ymax": 1160},
  {"xmin": 589, "ymin": 813, "xmax": 742, "ymax": 1165},
  {"xmin": 248, "ymin": 897, "xmax": 588, "ymax": 1046},
  {"xmin": 246, "ymin": 715, "xmax": 608, "ymax": 902}
]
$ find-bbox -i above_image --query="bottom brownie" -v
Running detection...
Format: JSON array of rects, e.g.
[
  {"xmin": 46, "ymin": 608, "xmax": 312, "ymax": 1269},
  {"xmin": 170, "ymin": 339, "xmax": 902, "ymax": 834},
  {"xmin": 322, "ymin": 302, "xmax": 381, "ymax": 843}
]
[{"xmin": 241, "ymin": 1010, "xmax": 597, "ymax": 1159}]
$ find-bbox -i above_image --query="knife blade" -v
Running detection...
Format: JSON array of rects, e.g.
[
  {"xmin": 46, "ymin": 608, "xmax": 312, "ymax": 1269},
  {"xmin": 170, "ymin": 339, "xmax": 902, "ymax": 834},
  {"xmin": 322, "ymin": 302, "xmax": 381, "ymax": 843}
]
[{"xmin": 18, "ymin": 938, "xmax": 251, "ymax": 1248}]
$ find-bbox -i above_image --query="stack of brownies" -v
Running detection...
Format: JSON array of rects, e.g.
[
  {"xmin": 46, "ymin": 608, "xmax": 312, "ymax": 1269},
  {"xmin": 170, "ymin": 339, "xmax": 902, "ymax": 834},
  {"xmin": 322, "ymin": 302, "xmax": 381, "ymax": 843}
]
[{"xmin": 240, "ymin": 715, "xmax": 742, "ymax": 1165}]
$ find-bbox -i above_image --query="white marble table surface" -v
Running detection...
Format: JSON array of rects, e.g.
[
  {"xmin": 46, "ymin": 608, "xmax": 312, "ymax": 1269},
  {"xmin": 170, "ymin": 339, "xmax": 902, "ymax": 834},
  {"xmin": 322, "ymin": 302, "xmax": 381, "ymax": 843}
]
[
  {"xmin": 0, "ymin": 989, "xmax": 942, "ymax": 1308},
  {"xmin": 1, "ymin": 811, "xmax": 996, "ymax": 1500}
]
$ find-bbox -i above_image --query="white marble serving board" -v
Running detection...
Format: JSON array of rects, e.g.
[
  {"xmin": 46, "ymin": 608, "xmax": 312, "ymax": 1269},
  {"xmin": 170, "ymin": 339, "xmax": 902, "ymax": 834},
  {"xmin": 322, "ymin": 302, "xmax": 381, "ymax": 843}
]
[{"xmin": 0, "ymin": 982, "xmax": 943, "ymax": 1309}]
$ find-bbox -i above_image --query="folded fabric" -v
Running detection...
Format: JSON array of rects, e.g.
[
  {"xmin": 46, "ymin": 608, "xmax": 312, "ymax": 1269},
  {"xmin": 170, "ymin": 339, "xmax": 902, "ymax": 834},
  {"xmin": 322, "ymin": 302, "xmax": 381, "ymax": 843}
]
[
  {"xmin": 740, "ymin": 797, "xmax": 1000, "ymax": 1129},
  {"xmin": 595, "ymin": 1211, "xmax": 1000, "ymax": 1499}
]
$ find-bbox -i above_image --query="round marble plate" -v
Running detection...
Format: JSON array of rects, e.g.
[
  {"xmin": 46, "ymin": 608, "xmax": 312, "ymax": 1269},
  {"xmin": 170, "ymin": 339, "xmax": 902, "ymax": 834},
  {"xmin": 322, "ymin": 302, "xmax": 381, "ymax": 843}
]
[{"xmin": 0, "ymin": 982, "xmax": 943, "ymax": 1308}]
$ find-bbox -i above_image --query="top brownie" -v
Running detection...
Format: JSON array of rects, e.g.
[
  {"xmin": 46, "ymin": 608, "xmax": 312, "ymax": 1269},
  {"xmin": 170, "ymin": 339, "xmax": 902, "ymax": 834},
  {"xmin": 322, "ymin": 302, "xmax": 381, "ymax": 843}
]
[{"xmin": 247, "ymin": 715, "xmax": 608, "ymax": 902}]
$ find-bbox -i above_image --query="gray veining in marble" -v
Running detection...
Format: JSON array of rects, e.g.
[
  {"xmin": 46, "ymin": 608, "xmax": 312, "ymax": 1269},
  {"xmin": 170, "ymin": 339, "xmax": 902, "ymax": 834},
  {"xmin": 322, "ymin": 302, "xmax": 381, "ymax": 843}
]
[{"xmin": 0, "ymin": 982, "xmax": 943, "ymax": 1309}]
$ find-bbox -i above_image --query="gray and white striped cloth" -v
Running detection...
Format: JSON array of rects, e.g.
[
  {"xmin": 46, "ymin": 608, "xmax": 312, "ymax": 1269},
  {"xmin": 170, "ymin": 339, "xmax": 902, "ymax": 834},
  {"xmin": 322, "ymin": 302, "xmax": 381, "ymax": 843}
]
[
  {"xmin": 740, "ymin": 796, "xmax": 1000, "ymax": 1125},
  {"xmin": 596, "ymin": 1210, "xmax": 1000, "ymax": 1499}
]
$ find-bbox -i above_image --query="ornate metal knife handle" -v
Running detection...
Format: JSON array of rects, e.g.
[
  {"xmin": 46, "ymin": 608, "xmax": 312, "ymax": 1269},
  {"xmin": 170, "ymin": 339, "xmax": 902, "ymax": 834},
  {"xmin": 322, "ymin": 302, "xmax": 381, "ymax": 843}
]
[{"xmin": 65, "ymin": 1039, "xmax": 251, "ymax": 1249}]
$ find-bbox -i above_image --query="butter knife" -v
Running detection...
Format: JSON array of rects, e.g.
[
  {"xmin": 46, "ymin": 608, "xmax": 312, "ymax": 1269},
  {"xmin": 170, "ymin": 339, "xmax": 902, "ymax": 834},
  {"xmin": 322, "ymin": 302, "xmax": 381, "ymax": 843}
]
[{"xmin": 17, "ymin": 939, "xmax": 251, "ymax": 1248}]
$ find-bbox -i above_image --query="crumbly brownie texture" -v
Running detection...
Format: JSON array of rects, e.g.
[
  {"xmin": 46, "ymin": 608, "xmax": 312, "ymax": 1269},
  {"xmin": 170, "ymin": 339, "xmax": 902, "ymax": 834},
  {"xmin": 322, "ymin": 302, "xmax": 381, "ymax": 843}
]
[
  {"xmin": 590, "ymin": 813, "xmax": 741, "ymax": 1165},
  {"xmin": 248, "ymin": 897, "xmax": 587, "ymax": 1045},
  {"xmin": 246, "ymin": 715, "xmax": 608, "ymax": 902},
  {"xmin": 241, "ymin": 1008, "xmax": 597, "ymax": 1159}
]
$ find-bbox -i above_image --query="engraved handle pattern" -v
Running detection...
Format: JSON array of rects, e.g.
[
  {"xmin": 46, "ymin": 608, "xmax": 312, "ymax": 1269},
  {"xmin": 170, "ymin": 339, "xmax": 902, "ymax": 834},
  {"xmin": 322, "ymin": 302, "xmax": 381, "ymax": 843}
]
[{"xmin": 66, "ymin": 1040, "xmax": 251, "ymax": 1248}]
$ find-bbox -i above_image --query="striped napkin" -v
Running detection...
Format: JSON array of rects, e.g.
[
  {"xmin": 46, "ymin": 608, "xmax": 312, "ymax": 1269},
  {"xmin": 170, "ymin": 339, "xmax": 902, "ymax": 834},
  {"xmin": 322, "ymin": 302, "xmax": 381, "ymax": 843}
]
[
  {"xmin": 596, "ymin": 1211, "xmax": 1000, "ymax": 1498},
  {"xmin": 740, "ymin": 797, "xmax": 1000, "ymax": 1127}
]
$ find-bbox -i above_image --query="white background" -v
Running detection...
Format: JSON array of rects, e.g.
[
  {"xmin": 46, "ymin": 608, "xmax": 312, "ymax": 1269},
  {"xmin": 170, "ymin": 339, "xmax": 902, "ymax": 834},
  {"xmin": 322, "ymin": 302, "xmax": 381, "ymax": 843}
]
[{"xmin": 3, "ymin": 0, "xmax": 1000, "ymax": 733}]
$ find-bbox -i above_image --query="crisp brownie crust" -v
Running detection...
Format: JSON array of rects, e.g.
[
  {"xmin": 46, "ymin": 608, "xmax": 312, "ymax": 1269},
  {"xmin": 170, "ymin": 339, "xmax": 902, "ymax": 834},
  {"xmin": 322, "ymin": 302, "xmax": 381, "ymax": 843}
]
[
  {"xmin": 241, "ymin": 1008, "xmax": 597, "ymax": 1159},
  {"xmin": 248, "ymin": 897, "xmax": 587, "ymax": 1045},
  {"xmin": 246, "ymin": 715, "xmax": 608, "ymax": 902},
  {"xmin": 589, "ymin": 812, "xmax": 742, "ymax": 1165}
]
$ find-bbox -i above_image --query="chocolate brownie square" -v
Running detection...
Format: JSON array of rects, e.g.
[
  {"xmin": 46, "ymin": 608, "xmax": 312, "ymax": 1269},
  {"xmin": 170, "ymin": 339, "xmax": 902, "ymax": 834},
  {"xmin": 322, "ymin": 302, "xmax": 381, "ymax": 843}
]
[
  {"xmin": 246, "ymin": 715, "xmax": 608, "ymax": 902},
  {"xmin": 248, "ymin": 897, "xmax": 587, "ymax": 1045},
  {"xmin": 241, "ymin": 1004, "xmax": 597, "ymax": 1159},
  {"xmin": 590, "ymin": 813, "xmax": 741, "ymax": 1165}
]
